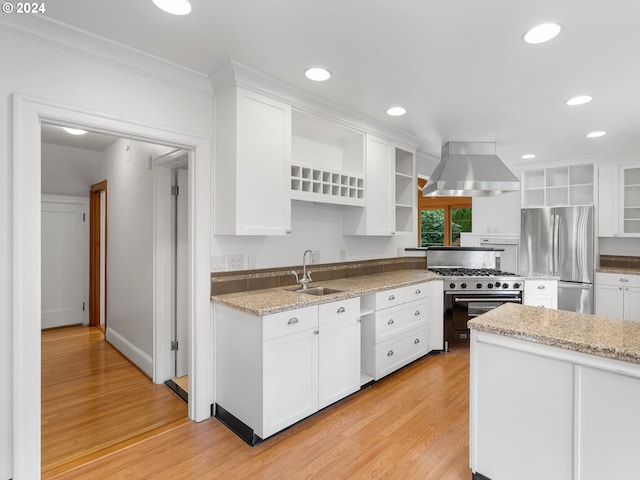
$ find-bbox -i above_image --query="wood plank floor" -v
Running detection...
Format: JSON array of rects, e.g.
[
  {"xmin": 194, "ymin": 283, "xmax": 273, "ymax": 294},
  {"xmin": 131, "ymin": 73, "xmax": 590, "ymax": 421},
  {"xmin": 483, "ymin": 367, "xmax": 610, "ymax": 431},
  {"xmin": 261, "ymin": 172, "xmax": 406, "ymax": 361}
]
[
  {"xmin": 42, "ymin": 326, "xmax": 189, "ymax": 478},
  {"xmin": 49, "ymin": 341, "xmax": 472, "ymax": 479}
]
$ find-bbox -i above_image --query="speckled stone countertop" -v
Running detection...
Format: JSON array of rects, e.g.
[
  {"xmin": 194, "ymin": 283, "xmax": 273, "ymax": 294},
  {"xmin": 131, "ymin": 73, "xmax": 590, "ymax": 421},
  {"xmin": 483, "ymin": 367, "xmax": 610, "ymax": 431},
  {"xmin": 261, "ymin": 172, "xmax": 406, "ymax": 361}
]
[
  {"xmin": 469, "ymin": 303, "xmax": 640, "ymax": 365},
  {"xmin": 519, "ymin": 271, "xmax": 559, "ymax": 280},
  {"xmin": 211, "ymin": 270, "xmax": 441, "ymax": 316},
  {"xmin": 596, "ymin": 266, "xmax": 640, "ymax": 275}
]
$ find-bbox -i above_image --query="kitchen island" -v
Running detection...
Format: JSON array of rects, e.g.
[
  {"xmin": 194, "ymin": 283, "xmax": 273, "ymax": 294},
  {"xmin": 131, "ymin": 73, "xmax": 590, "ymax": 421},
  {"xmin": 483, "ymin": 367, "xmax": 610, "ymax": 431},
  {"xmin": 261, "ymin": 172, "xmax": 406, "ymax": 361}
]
[{"xmin": 469, "ymin": 303, "xmax": 640, "ymax": 480}]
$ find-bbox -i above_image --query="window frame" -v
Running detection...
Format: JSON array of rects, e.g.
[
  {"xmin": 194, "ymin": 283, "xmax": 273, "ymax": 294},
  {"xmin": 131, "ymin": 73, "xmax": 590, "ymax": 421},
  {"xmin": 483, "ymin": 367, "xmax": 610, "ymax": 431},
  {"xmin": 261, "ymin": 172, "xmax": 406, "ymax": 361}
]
[{"xmin": 418, "ymin": 178, "xmax": 472, "ymax": 246}]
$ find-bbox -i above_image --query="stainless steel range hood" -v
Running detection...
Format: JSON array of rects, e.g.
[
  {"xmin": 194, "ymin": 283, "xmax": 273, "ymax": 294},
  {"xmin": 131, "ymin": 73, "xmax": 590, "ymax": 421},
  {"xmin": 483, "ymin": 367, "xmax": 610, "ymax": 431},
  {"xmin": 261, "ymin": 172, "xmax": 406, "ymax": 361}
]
[{"xmin": 422, "ymin": 142, "xmax": 520, "ymax": 197}]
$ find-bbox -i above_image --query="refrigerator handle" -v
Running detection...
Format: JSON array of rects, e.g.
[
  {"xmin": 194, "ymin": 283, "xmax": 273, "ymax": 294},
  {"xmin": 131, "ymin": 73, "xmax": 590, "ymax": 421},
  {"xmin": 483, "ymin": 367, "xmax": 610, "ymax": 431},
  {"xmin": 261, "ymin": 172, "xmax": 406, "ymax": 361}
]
[{"xmin": 553, "ymin": 214, "xmax": 559, "ymax": 276}]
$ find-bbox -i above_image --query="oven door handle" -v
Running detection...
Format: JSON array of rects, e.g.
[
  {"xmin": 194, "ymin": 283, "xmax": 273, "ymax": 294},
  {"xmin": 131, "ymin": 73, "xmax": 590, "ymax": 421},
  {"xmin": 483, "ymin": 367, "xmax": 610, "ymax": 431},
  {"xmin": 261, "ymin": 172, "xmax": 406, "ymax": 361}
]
[{"xmin": 454, "ymin": 297, "xmax": 522, "ymax": 303}]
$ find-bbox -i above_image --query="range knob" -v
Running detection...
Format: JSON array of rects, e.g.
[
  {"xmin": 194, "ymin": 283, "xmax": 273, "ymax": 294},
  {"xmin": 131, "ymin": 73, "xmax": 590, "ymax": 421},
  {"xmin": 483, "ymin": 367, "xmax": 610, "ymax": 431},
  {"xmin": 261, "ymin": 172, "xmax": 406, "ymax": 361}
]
[
  {"xmin": 487, "ymin": 283, "xmax": 493, "ymax": 289},
  {"xmin": 460, "ymin": 283, "xmax": 467, "ymax": 289},
  {"xmin": 502, "ymin": 283, "xmax": 509, "ymax": 289},
  {"xmin": 476, "ymin": 283, "xmax": 483, "ymax": 289},
  {"xmin": 513, "ymin": 282, "xmax": 521, "ymax": 289},
  {"xmin": 495, "ymin": 282, "xmax": 501, "ymax": 288},
  {"xmin": 449, "ymin": 283, "xmax": 456, "ymax": 289}
]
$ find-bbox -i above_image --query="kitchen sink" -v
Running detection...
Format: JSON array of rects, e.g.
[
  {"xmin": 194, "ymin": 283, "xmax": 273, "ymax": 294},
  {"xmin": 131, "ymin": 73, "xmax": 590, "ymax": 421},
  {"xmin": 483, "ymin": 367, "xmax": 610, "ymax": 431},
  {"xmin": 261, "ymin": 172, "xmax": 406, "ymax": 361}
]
[{"xmin": 292, "ymin": 286, "xmax": 342, "ymax": 296}]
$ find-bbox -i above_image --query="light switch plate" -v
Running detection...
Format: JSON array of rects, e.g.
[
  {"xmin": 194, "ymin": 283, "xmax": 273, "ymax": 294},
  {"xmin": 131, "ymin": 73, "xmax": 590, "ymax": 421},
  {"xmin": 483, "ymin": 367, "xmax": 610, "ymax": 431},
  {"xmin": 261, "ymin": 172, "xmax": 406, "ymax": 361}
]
[
  {"xmin": 247, "ymin": 254, "xmax": 256, "ymax": 269},
  {"xmin": 227, "ymin": 254, "xmax": 245, "ymax": 271},
  {"xmin": 312, "ymin": 250, "xmax": 320, "ymax": 263},
  {"xmin": 210, "ymin": 256, "xmax": 225, "ymax": 272}
]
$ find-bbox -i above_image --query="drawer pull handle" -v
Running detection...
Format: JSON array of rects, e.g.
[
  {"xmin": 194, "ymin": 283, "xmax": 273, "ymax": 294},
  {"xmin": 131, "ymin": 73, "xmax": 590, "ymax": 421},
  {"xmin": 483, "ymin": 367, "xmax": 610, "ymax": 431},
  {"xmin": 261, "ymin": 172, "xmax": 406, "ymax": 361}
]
[
  {"xmin": 414, "ymin": 310, "xmax": 420, "ymax": 316},
  {"xmin": 387, "ymin": 350, "xmax": 394, "ymax": 357},
  {"xmin": 537, "ymin": 285, "xmax": 546, "ymax": 290},
  {"xmin": 337, "ymin": 306, "xmax": 346, "ymax": 314},
  {"xmin": 388, "ymin": 294, "xmax": 395, "ymax": 301},
  {"xmin": 387, "ymin": 319, "xmax": 395, "ymax": 325},
  {"xmin": 415, "ymin": 289, "xmax": 421, "ymax": 295},
  {"xmin": 287, "ymin": 317, "xmax": 299, "ymax": 325},
  {"xmin": 620, "ymin": 278, "xmax": 629, "ymax": 283},
  {"xmin": 414, "ymin": 338, "xmax": 420, "ymax": 344}
]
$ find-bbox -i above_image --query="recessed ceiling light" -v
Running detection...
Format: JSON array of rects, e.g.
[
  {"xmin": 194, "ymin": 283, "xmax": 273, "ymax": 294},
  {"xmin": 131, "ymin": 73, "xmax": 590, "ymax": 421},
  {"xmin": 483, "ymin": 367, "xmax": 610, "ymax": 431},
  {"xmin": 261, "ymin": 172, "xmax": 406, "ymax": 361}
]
[
  {"xmin": 523, "ymin": 23, "xmax": 561, "ymax": 44},
  {"xmin": 521, "ymin": 154, "xmax": 536, "ymax": 159},
  {"xmin": 63, "ymin": 127, "xmax": 88, "ymax": 135},
  {"xmin": 566, "ymin": 95, "xmax": 593, "ymax": 106},
  {"xmin": 152, "ymin": 0, "xmax": 192, "ymax": 15},
  {"xmin": 586, "ymin": 131, "xmax": 607, "ymax": 138},
  {"xmin": 304, "ymin": 67, "xmax": 331, "ymax": 81},
  {"xmin": 386, "ymin": 107, "xmax": 406, "ymax": 117}
]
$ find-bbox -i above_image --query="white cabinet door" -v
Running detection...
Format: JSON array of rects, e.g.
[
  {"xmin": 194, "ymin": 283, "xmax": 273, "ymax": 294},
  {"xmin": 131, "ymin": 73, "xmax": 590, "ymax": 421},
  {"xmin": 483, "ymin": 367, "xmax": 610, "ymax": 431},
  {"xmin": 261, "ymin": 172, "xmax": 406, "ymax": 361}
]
[
  {"xmin": 623, "ymin": 286, "xmax": 640, "ymax": 321},
  {"xmin": 619, "ymin": 164, "xmax": 640, "ymax": 237},
  {"xmin": 598, "ymin": 165, "xmax": 618, "ymax": 237},
  {"xmin": 577, "ymin": 366, "xmax": 640, "ymax": 480},
  {"xmin": 318, "ymin": 319, "xmax": 360, "ymax": 409},
  {"xmin": 344, "ymin": 134, "xmax": 395, "ymax": 235},
  {"xmin": 214, "ymin": 87, "xmax": 292, "ymax": 235},
  {"xmin": 263, "ymin": 328, "xmax": 318, "ymax": 438},
  {"xmin": 473, "ymin": 340, "xmax": 574, "ymax": 480},
  {"xmin": 595, "ymin": 283, "xmax": 624, "ymax": 318}
]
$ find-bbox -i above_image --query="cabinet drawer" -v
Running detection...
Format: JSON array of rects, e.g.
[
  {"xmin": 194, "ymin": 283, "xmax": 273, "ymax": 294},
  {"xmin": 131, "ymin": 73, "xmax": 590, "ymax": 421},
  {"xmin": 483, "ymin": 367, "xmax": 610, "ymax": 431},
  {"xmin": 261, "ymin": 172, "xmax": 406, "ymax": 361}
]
[
  {"xmin": 319, "ymin": 297, "xmax": 360, "ymax": 327},
  {"xmin": 524, "ymin": 280, "xmax": 557, "ymax": 296},
  {"xmin": 375, "ymin": 327, "xmax": 429, "ymax": 379},
  {"xmin": 374, "ymin": 287, "xmax": 405, "ymax": 310},
  {"xmin": 596, "ymin": 272, "xmax": 640, "ymax": 288},
  {"xmin": 263, "ymin": 305, "xmax": 318, "ymax": 341},
  {"xmin": 374, "ymin": 300, "xmax": 426, "ymax": 343},
  {"xmin": 524, "ymin": 296, "xmax": 555, "ymax": 308},
  {"xmin": 404, "ymin": 282, "xmax": 430, "ymax": 302}
]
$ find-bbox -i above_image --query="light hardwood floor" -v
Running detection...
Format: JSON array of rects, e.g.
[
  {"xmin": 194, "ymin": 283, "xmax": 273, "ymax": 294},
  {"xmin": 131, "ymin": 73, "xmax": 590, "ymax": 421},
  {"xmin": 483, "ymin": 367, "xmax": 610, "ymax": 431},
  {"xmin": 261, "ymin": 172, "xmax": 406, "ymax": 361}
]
[
  {"xmin": 46, "ymin": 332, "xmax": 472, "ymax": 480},
  {"xmin": 42, "ymin": 326, "xmax": 189, "ymax": 478}
]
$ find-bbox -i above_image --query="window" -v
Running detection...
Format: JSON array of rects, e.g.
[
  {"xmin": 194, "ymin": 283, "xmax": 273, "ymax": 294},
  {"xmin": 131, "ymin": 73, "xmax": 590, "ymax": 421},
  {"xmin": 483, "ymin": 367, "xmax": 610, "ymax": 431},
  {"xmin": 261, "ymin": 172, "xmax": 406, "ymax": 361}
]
[{"xmin": 418, "ymin": 178, "xmax": 472, "ymax": 246}]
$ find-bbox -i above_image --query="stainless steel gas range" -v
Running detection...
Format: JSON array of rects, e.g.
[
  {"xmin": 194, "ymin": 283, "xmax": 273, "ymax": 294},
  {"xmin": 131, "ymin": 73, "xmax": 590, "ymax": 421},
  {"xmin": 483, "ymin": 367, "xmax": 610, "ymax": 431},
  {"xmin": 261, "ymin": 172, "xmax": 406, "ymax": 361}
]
[{"xmin": 427, "ymin": 247, "xmax": 524, "ymax": 349}]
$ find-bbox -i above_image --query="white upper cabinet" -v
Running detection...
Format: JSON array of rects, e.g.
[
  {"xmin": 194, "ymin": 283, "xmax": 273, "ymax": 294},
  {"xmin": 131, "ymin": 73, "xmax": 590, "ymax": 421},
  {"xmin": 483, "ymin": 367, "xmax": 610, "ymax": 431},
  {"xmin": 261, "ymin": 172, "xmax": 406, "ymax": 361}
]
[
  {"xmin": 214, "ymin": 86, "xmax": 292, "ymax": 235},
  {"xmin": 598, "ymin": 163, "xmax": 640, "ymax": 237},
  {"xmin": 521, "ymin": 164, "xmax": 594, "ymax": 208}
]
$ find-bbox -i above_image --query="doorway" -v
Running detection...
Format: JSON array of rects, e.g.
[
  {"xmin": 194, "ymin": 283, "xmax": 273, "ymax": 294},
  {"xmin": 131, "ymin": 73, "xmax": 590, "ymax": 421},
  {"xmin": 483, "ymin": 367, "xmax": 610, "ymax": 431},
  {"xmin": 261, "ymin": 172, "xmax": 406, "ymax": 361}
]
[
  {"xmin": 89, "ymin": 180, "xmax": 108, "ymax": 332},
  {"xmin": 12, "ymin": 95, "xmax": 213, "ymax": 478}
]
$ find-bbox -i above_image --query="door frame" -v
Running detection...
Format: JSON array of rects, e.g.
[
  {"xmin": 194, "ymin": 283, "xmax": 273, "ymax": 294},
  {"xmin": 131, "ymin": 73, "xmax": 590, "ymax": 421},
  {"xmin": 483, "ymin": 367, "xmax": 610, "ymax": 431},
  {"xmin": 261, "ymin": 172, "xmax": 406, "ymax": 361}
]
[
  {"xmin": 89, "ymin": 180, "xmax": 108, "ymax": 331},
  {"xmin": 11, "ymin": 94, "xmax": 213, "ymax": 479}
]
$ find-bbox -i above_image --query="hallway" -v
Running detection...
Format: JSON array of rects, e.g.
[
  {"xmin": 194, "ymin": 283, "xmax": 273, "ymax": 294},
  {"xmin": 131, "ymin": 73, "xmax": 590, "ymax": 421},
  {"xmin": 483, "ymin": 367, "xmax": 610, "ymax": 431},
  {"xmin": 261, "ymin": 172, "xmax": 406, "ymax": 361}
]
[{"xmin": 41, "ymin": 325, "xmax": 188, "ymax": 478}]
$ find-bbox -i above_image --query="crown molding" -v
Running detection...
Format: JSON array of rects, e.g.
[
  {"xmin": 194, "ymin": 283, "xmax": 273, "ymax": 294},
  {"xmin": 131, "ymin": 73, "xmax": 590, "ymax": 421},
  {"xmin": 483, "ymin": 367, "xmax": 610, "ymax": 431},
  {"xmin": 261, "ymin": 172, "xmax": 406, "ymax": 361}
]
[{"xmin": 0, "ymin": 14, "xmax": 213, "ymax": 96}]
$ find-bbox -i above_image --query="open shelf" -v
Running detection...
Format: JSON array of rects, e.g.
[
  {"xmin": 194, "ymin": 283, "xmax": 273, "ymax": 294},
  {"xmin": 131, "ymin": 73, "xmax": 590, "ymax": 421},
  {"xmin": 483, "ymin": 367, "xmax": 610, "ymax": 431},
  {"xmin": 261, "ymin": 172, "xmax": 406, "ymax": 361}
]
[{"xmin": 522, "ymin": 164, "xmax": 594, "ymax": 207}]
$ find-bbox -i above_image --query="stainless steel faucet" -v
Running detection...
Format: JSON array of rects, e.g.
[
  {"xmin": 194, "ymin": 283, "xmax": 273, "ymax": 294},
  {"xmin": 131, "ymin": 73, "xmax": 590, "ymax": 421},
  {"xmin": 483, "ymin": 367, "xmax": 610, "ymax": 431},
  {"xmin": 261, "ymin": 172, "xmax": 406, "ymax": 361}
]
[{"xmin": 291, "ymin": 249, "xmax": 314, "ymax": 289}]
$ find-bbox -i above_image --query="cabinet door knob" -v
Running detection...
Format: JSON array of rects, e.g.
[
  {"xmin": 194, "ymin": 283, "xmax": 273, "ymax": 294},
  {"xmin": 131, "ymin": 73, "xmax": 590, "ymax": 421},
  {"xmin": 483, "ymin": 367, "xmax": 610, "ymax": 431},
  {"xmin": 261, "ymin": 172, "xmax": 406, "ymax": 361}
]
[
  {"xmin": 285, "ymin": 229, "xmax": 292, "ymax": 234},
  {"xmin": 387, "ymin": 350, "xmax": 394, "ymax": 357},
  {"xmin": 388, "ymin": 294, "xmax": 395, "ymax": 301},
  {"xmin": 337, "ymin": 306, "xmax": 346, "ymax": 314},
  {"xmin": 357, "ymin": 318, "xmax": 361, "ymax": 323},
  {"xmin": 414, "ymin": 310, "xmax": 421, "ymax": 316},
  {"xmin": 620, "ymin": 278, "xmax": 629, "ymax": 283},
  {"xmin": 414, "ymin": 338, "xmax": 420, "ymax": 344},
  {"xmin": 537, "ymin": 285, "xmax": 546, "ymax": 290},
  {"xmin": 287, "ymin": 317, "xmax": 299, "ymax": 325},
  {"xmin": 314, "ymin": 329, "xmax": 319, "ymax": 335},
  {"xmin": 415, "ymin": 289, "xmax": 421, "ymax": 295},
  {"xmin": 387, "ymin": 319, "xmax": 395, "ymax": 325}
]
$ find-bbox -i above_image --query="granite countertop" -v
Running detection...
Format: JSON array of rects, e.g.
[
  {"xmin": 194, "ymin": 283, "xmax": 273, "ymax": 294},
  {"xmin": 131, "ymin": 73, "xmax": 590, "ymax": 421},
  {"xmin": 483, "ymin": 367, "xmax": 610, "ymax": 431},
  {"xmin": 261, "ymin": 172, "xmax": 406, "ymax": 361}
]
[
  {"xmin": 519, "ymin": 272, "xmax": 560, "ymax": 280},
  {"xmin": 596, "ymin": 266, "xmax": 640, "ymax": 275},
  {"xmin": 211, "ymin": 270, "xmax": 441, "ymax": 316},
  {"xmin": 469, "ymin": 303, "xmax": 640, "ymax": 365}
]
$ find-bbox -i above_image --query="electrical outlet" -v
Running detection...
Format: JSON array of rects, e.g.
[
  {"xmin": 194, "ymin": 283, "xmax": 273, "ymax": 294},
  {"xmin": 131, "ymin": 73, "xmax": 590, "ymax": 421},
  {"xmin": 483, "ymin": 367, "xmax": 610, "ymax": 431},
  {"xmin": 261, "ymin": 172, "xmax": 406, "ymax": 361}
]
[
  {"xmin": 227, "ymin": 254, "xmax": 245, "ymax": 271},
  {"xmin": 210, "ymin": 256, "xmax": 225, "ymax": 272},
  {"xmin": 397, "ymin": 247, "xmax": 405, "ymax": 257},
  {"xmin": 312, "ymin": 250, "xmax": 320, "ymax": 263},
  {"xmin": 247, "ymin": 254, "xmax": 257, "ymax": 269}
]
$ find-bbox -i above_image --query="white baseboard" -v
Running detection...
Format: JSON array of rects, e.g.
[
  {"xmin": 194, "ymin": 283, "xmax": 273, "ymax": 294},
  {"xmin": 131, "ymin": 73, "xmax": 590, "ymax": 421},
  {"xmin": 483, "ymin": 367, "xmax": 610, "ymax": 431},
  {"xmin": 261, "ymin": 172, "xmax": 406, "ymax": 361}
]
[{"xmin": 106, "ymin": 327, "xmax": 153, "ymax": 377}]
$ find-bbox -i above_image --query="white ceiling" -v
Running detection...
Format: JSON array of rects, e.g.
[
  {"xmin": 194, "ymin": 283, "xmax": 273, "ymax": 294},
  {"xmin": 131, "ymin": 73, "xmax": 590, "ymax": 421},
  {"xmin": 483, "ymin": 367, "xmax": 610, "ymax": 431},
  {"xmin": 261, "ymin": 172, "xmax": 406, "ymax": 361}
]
[
  {"xmin": 41, "ymin": 123, "xmax": 120, "ymax": 151},
  {"xmin": 41, "ymin": 0, "xmax": 640, "ymax": 166}
]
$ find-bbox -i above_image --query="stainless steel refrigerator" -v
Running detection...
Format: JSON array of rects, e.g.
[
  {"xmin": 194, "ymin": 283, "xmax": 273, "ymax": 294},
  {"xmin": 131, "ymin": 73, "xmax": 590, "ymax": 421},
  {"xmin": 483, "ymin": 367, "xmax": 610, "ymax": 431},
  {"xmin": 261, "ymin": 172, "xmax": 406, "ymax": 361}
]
[{"xmin": 520, "ymin": 206, "xmax": 594, "ymax": 313}]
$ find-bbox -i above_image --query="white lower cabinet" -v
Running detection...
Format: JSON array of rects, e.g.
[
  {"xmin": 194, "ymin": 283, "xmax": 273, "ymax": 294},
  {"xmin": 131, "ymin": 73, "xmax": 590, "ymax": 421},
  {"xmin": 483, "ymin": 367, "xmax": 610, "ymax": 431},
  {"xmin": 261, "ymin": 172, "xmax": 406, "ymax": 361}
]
[
  {"xmin": 471, "ymin": 330, "xmax": 640, "ymax": 480},
  {"xmin": 361, "ymin": 280, "xmax": 443, "ymax": 381},
  {"xmin": 214, "ymin": 297, "xmax": 360, "ymax": 442},
  {"xmin": 523, "ymin": 279, "xmax": 558, "ymax": 308},
  {"xmin": 595, "ymin": 272, "xmax": 640, "ymax": 321}
]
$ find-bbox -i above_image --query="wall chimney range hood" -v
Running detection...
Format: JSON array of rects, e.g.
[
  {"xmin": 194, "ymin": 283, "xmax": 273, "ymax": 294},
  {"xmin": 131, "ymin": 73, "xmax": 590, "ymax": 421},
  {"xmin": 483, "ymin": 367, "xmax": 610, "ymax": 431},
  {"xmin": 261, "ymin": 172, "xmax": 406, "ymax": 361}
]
[{"xmin": 422, "ymin": 142, "xmax": 520, "ymax": 197}]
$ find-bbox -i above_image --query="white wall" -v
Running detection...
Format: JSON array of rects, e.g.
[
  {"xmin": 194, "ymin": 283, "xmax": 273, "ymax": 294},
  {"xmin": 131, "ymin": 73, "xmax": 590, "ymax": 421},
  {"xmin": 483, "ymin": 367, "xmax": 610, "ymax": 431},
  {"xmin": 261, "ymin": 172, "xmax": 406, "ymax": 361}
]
[
  {"xmin": 1, "ymin": 15, "xmax": 213, "ymax": 478},
  {"xmin": 599, "ymin": 238, "xmax": 640, "ymax": 257},
  {"xmin": 98, "ymin": 139, "xmax": 171, "ymax": 372},
  {"xmin": 41, "ymin": 143, "xmax": 103, "ymax": 195},
  {"xmin": 472, "ymin": 191, "xmax": 521, "ymax": 234}
]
